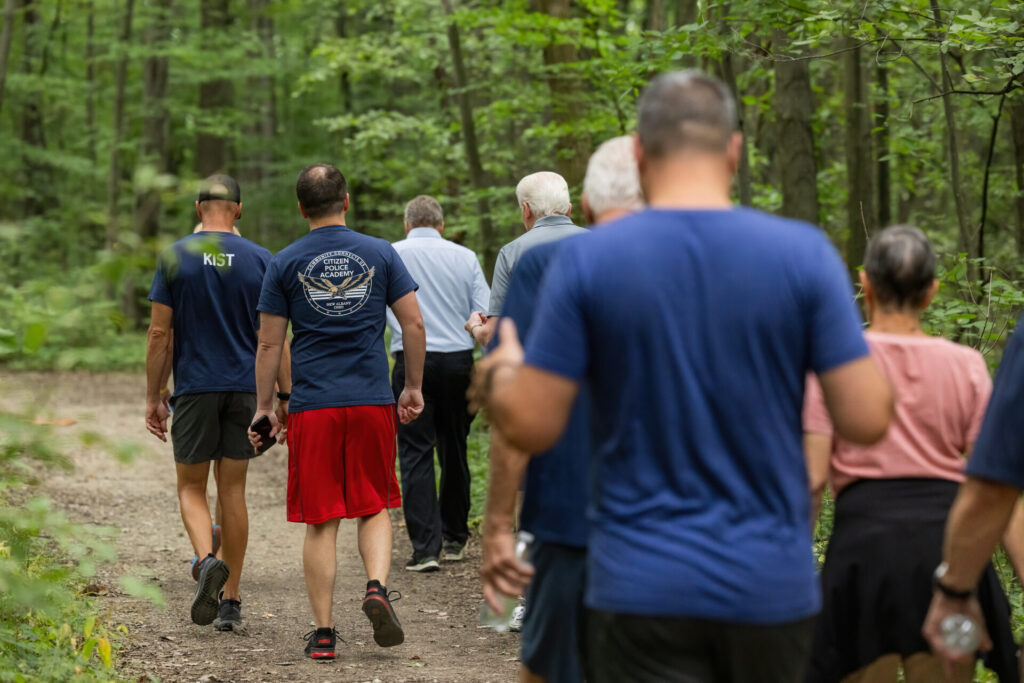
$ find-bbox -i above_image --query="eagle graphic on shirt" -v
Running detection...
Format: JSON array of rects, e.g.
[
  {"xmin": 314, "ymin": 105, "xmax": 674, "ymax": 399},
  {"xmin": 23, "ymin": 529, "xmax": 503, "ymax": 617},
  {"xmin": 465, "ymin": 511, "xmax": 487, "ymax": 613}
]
[{"xmin": 297, "ymin": 268, "xmax": 375, "ymax": 300}]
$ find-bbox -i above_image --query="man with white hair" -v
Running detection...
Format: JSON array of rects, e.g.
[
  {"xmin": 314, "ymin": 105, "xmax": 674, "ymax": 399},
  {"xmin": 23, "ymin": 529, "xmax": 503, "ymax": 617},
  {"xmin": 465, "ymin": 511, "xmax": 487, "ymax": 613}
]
[
  {"xmin": 480, "ymin": 136, "xmax": 643, "ymax": 683},
  {"xmin": 466, "ymin": 171, "xmax": 586, "ymax": 347}
]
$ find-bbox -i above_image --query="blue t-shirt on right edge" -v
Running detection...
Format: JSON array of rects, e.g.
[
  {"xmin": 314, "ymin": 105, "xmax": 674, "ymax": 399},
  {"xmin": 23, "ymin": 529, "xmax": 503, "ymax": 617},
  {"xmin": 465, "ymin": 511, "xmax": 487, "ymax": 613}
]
[
  {"xmin": 524, "ymin": 207, "xmax": 869, "ymax": 624},
  {"xmin": 967, "ymin": 317, "xmax": 1024, "ymax": 488}
]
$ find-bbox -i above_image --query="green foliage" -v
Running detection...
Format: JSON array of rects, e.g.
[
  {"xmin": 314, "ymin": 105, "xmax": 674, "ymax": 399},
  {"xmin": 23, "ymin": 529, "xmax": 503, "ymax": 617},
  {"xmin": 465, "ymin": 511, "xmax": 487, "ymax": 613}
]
[{"xmin": 0, "ymin": 416, "xmax": 131, "ymax": 681}]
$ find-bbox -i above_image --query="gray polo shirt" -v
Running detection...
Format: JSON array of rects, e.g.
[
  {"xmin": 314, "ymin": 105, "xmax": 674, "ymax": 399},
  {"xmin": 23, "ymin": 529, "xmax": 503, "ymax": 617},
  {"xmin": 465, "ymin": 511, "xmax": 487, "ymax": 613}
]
[{"xmin": 488, "ymin": 214, "xmax": 587, "ymax": 315}]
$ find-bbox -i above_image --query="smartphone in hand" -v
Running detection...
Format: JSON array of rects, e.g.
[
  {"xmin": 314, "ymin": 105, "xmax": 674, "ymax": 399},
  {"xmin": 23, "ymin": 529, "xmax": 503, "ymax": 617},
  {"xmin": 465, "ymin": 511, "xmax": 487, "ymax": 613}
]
[{"xmin": 250, "ymin": 415, "xmax": 275, "ymax": 455}]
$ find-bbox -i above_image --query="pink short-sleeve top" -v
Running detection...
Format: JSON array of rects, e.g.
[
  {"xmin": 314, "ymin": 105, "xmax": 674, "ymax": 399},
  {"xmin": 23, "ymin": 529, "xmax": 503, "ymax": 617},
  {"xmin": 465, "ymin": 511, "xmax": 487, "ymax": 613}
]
[{"xmin": 803, "ymin": 331, "xmax": 992, "ymax": 494}]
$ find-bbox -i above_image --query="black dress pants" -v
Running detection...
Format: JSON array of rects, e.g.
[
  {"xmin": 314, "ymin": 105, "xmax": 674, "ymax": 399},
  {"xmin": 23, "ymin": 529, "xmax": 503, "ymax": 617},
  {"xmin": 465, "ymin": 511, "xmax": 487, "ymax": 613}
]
[{"xmin": 391, "ymin": 350, "xmax": 474, "ymax": 558}]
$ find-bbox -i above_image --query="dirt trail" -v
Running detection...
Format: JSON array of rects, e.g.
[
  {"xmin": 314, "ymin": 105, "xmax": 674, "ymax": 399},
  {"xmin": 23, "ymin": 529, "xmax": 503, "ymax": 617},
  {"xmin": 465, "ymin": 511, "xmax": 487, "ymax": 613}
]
[{"xmin": 4, "ymin": 372, "xmax": 519, "ymax": 682}]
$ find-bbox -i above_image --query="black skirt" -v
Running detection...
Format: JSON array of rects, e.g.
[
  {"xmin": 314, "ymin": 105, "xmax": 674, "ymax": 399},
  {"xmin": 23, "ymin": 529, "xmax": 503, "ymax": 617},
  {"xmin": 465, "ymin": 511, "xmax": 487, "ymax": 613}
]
[{"xmin": 806, "ymin": 478, "xmax": 1019, "ymax": 682}]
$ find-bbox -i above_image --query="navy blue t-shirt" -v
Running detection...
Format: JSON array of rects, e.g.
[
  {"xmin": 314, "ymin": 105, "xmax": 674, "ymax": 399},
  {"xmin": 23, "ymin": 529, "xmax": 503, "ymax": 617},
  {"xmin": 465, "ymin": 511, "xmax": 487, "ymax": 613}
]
[
  {"xmin": 524, "ymin": 207, "xmax": 869, "ymax": 623},
  {"xmin": 495, "ymin": 238, "xmax": 591, "ymax": 549},
  {"xmin": 967, "ymin": 318, "xmax": 1024, "ymax": 488},
  {"xmin": 148, "ymin": 231, "xmax": 272, "ymax": 397},
  {"xmin": 257, "ymin": 225, "xmax": 418, "ymax": 413}
]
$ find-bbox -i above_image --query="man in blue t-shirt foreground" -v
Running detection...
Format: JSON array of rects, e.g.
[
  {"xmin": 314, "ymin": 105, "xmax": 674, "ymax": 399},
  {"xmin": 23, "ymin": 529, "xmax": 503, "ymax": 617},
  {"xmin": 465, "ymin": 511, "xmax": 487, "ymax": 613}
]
[
  {"xmin": 481, "ymin": 134, "xmax": 644, "ymax": 683},
  {"xmin": 248, "ymin": 164, "xmax": 427, "ymax": 660},
  {"xmin": 146, "ymin": 175, "xmax": 289, "ymax": 631},
  {"xmin": 472, "ymin": 71, "xmax": 894, "ymax": 682}
]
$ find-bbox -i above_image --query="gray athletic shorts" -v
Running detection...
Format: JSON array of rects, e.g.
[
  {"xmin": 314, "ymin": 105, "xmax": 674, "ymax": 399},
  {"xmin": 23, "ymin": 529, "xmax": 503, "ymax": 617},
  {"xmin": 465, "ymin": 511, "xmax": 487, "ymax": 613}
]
[{"xmin": 170, "ymin": 392, "xmax": 259, "ymax": 464}]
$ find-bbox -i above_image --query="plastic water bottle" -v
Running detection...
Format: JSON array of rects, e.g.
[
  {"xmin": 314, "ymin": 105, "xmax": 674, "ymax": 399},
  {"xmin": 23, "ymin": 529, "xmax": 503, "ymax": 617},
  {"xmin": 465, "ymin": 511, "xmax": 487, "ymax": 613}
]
[
  {"xmin": 480, "ymin": 531, "xmax": 534, "ymax": 632},
  {"xmin": 941, "ymin": 614, "xmax": 980, "ymax": 656}
]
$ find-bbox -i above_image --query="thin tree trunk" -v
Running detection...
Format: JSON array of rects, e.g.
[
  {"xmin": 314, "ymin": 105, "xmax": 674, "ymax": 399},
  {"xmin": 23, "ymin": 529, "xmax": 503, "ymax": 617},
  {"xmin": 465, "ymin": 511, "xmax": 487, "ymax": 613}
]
[
  {"xmin": 1011, "ymin": 100, "xmax": 1024, "ymax": 260},
  {"xmin": 241, "ymin": 0, "xmax": 274, "ymax": 243},
  {"xmin": 929, "ymin": 0, "xmax": 974, "ymax": 269},
  {"xmin": 773, "ymin": 33, "xmax": 818, "ymax": 225},
  {"xmin": 842, "ymin": 37, "xmax": 874, "ymax": 276},
  {"xmin": 19, "ymin": 0, "xmax": 49, "ymax": 217},
  {"xmin": 335, "ymin": 0, "xmax": 351, "ymax": 112},
  {"xmin": 85, "ymin": 0, "xmax": 96, "ymax": 164},
  {"xmin": 441, "ymin": 0, "xmax": 497, "ymax": 277},
  {"xmin": 105, "ymin": 0, "xmax": 134, "ymax": 250},
  {"xmin": 644, "ymin": 0, "xmax": 666, "ymax": 31},
  {"xmin": 0, "ymin": 0, "xmax": 16, "ymax": 117},
  {"xmin": 196, "ymin": 0, "xmax": 233, "ymax": 175},
  {"xmin": 135, "ymin": 0, "xmax": 171, "ymax": 242},
  {"xmin": 876, "ymin": 61, "xmax": 891, "ymax": 228},
  {"xmin": 534, "ymin": 0, "xmax": 590, "ymax": 195},
  {"xmin": 714, "ymin": 3, "xmax": 750, "ymax": 205}
]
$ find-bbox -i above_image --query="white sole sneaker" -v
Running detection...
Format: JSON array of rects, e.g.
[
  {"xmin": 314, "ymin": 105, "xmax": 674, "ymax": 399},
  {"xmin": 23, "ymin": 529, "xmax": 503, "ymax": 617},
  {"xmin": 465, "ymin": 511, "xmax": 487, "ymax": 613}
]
[{"xmin": 405, "ymin": 557, "xmax": 439, "ymax": 572}]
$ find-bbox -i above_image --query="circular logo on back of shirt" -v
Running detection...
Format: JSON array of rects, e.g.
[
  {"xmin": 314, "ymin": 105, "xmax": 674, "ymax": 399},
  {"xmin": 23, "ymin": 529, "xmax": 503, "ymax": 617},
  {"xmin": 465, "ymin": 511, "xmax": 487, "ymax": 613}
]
[{"xmin": 297, "ymin": 250, "xmax": 375, "ymax": 317}]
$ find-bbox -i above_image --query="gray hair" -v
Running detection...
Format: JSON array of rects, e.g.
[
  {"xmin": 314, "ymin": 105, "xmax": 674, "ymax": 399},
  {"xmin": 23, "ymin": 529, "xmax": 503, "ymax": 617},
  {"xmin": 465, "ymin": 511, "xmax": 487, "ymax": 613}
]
[
  {"xmin": 864, "ymin": 225, "xmax": 936, "ymax": 309},
  {"xmin": 637, "ymin": 70, "xmax": 737, "ymax": 158},
  {"xmin": 515, "ymin": 171, "xmax": 571, "ymax": 218},
  {"xmin": 404, "ymin": 195, "xmax": 444, "ymax": 228},
  {"xmin": 582, "ymin": 136, "xmax": 644, "ymax": 218}
]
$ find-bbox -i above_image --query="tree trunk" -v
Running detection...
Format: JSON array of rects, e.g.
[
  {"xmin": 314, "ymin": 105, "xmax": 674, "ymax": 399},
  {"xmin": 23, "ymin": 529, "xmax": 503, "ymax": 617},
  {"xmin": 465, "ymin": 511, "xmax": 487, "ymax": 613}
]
[
  {"xmin": 241, "ymin": 0, "xmax": 275, "ymax": 243},
  {"xmin": 875, "ymin": 61, "xmax": 891, "ymax": 228},
  {"xmin": 674, "ymin": 0, "xmax": 697, "ymax": 25},
  {"xmin": 135, "ymin": 0, "xmax": 171, "ymax": 242},
  {"xmin": 105, "ymin": 0, "xmax": 134, "ymax": 250},
  {"xmin": 195, "ymin": 0, "xmax": 233, "ymax": 176},
  {"xmin": 19, "ymin": 0, "xmax": 50, "ymax": 217},
  {"xmin": 1011, "ymin": 100, "xmax": 1024, "ymax": 260},
  {"xmin": 85, "ymin": 0, "xmax": 96, "ymax": 164},
  {"xmin": 441, "ymin": 0, "xmax": 497, "ymax": 277},
  {"xmin": 841, "ymin": 37, "xmax": 874, "ymax": 276},
  {"xmin": 773, "ymin": 34, "xmax": 818, "ymax": 225},
  {"xmin": 644, "ymin": 0, "xmax": 666, "ymax": 31},
  {"xmin": 930, "ymin": 0, "xmax": 975, "ymax": 269},
  {"xmin": 534, "ymin": 0, "xmax": 590, "ymax": 196},
  {"xmin": 0, "ymin": 0, "xmax": 16, "ymax": 118},
  {"xmin": 335, "ymin": 0, "xmax": 352, "ymax": 112}
]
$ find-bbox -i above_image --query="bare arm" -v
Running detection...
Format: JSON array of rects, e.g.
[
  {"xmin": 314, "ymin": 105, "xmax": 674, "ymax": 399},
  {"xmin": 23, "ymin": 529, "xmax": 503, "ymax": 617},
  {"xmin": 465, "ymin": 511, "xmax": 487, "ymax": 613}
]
[
  {"xmin": 145, "ymin": 303, "xmax": 174, "ymax": 441},
  {"xmin": 472, "ymin": 319, "xmax": 579, "ymax": 453},
  {"xmin": 247, "ymin": 312, "xmax": 288, "ymax": 449},
  {"xmin": 1000, "ymin": 498, "xmax": 1024, "ymax": 582},
  {"xmin": 804, "ymin": 432, "xmax": 832, "ymax": 526},
  {"xmin": 817, "ymin": 356, "xmax": 893, "ymax": 445},
  {"xmin": 480, "ymin": 430, "xmax": 535, "ymax": 611},
  {"xmin": 390, "ymin": 291, "xmax": 425, "ymax": 424},
  {"xmin": 159, "ymin": 329, "xmax": 173, "ymax": 398}
]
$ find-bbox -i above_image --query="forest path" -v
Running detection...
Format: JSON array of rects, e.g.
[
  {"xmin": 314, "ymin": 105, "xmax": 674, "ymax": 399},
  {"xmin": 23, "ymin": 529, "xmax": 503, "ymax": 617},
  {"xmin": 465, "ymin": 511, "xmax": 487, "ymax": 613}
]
[{"xmin": 5, "ymin": 372, "xmax": 518, "ymax": 683}]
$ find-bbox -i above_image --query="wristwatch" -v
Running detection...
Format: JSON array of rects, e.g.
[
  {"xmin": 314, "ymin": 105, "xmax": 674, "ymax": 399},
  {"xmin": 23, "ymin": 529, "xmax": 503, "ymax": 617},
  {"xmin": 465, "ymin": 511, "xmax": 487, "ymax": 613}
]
[
  {"xmin": 277, "ymin": 391, "xmax": 291, "ymax": 401},
  {"xmin": 932, "ymin": 562, "xmax": 974, "ymax": 600}
]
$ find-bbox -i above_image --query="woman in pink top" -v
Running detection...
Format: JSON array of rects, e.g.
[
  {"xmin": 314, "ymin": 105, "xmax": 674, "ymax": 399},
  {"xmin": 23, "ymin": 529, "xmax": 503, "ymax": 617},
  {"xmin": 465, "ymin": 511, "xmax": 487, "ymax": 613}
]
[{"xmin": 803, "ymin": 226, "xmax": 1019, "ymax": 683}]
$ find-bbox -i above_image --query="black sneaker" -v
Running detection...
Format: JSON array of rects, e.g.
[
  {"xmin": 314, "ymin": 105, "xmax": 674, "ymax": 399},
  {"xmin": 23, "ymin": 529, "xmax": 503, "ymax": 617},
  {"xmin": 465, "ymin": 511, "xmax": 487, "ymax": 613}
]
[
  {"xmin": 442, "ymin": 540, "xmax": 466, "ymax": 562},
  {"xmin": 304, "ymin": 626, "xmax": 339, "ymax": 660},
  {"xmin": 190, "ymin": 554, "xmax": 229, "ymax": 626},
  {"xmin": 361, "ymin": 580, "xmax": 405, "ymax": 647},
  {"xmin": 213, "ymin": 594, "xmax": 242, "ymax": 632},
  {"xmin": 404, "ymin": 553, "xmax": 439, "ymax": 572}
]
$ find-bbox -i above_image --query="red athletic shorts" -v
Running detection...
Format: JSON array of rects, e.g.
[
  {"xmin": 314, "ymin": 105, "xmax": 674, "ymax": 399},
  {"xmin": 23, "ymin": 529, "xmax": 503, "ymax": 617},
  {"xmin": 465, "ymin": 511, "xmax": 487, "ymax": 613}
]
[{"xmin": 285, "ymin": 405, "xmax": 402, "ymax": 525}]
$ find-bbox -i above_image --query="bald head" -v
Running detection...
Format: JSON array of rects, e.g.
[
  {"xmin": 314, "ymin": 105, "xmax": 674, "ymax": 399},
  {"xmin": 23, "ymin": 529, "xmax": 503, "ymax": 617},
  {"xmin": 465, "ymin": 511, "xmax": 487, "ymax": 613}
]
[
  {"xmin": 516, "ymin": 172, "xmax": 571, "ymax": 221},
  {"xmin": 637, "ymin": 70, "xmax": 737, "ymax": 159},
  {"xmin": 864, "ymin": 225, "xmax": 937, "ymax": 310},
  {"xmin": 297, "ymin": 164, "xmax": 348, "ymax": 219},
  {"xmin": 582, "ymin": 135, "xmax": 644, "ymax": 223}
]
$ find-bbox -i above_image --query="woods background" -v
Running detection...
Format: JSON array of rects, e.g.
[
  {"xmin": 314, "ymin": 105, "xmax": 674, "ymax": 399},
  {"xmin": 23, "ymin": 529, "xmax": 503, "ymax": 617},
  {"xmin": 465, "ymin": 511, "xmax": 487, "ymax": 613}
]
[{"xmin": 0, "ymin": 0, "xmax": 1022, "ymax": 368}]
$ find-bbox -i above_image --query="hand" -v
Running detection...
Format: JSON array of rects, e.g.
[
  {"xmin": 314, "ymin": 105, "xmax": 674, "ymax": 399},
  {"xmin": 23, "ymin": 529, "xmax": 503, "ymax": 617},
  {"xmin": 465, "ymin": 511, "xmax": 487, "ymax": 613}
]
[
  {"xmin": 464, "ymin": 311, "xmax": 487, "ymax": 335},
  {"xmin": 145, "ymin": 398, "xmax": 171, "ymax": 442},
  {"xmin": 247, "ymin": 409, "xmax": 282, "ymax": 453},
  {"xmin": 468, "ymin": 318, "xmax": 524, "ymax": 414},
  {"xmin": 397, "ymin": 387, "xmax": 424, "ymax": 424},
  {"xmin": 275, "ymin": 400, "xmax": 289, "ymax": 444},
  {"xmin": 160, "ymin": 389, "xmax": 171, "ymax": 413},
  {"xmin": 922, "ymin": 592, "xmax": 992, "ymax": 677},
  {"xmin": 480, "ymin": 524, "xmax": 533, "ymax": 614}
]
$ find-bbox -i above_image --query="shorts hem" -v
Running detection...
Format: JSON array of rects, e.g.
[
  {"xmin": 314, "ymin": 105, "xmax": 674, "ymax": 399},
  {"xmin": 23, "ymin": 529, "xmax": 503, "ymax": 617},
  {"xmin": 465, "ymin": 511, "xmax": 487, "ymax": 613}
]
[{"xmin": 288, "ymin": 498, "xmax": 402, "ymax": 525}]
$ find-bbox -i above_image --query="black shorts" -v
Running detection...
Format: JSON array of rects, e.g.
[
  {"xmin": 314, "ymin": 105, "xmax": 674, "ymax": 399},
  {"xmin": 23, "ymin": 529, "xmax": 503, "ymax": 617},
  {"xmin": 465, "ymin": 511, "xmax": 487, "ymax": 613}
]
[
  {"xmin": 584, "ymin": 609, "xmax": 814, "ymax": 683},
  {"xmin": 521, "ymin": 542, "xmax": 586, "ymax": 682},
  {"xmin": 170, "ymin": 392, "xmax": 259, "ymax": 465}
]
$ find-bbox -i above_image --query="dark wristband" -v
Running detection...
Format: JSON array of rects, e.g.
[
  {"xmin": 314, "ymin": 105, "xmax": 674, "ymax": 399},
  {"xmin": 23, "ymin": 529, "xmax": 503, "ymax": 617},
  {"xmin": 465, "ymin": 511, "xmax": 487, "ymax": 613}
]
[
  {"xmin": 277, "ymin": 392, "xmax": 291, "ymax": 401},
  {"xmin": 932, "ymin": 563, "xmax": 974, "ymax": 600}
]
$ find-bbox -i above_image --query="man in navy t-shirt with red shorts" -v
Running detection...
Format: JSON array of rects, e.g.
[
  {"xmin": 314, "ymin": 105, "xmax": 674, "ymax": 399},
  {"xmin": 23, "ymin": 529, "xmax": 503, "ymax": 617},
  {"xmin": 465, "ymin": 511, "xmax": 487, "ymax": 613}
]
[{"xmin": 249, "ymin": 164, "xmax": 427, "ymax": 660}]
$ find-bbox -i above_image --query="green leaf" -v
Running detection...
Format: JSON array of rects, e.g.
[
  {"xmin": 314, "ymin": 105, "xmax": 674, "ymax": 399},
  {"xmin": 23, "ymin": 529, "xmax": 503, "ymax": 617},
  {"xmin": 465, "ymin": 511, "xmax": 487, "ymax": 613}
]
[
  {"xmin": 22, "ymin": 323, "xmax": 46, "ymax": 353},
  {"xmin": 119, "ymin": 576, "xmax": 166, "ymax": 607},
  {"xmin": 83, "ymin": 615, "xmax": 96, "ymax": 639}
]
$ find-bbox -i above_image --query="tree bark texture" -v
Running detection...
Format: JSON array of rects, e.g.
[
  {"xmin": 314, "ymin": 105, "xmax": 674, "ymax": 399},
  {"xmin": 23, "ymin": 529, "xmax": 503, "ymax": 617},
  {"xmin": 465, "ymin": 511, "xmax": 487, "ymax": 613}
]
[
  {"xmin": 1011, "ymin": 99, "xmax": 1024, "ymax": 260},
  {"xmin": 135, "ymin": 0, "xmax": 171, "ymax": 242},
  {"xmin": 842, "ymin": 37, "xmax": 874, "ymax": 276},
  {"xmin": 875, "ymin": 61, "xmax": 891, "ymax": 228},
  {"xmin": 441, "ymin": 0, "xmax": 497, "ymax": 277},
  {"xmin": 19, "ymin": 0, "xmax": 50, "ymax": 217},
  {"xmin": 195, "ymin": 0, "xmax": 233, "ymax": 176},
  {"xmin": 644, "ymin": 0, "xmax": 666, "ymax": 32},
  {"xmin": 105, "ymin": 0, "xmax": 134, "ymax": 249},
  {"xmin": 773, "ymin": 35, "xmax": 819, "ymax": 225},
  {"xmin": 0, "ymin": 0, "xmax": 16, "ymax": 118}
]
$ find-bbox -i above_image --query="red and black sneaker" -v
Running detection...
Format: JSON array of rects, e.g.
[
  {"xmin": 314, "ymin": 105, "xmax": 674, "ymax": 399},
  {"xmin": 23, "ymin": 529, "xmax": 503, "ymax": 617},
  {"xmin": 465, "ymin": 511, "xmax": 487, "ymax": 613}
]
[
  {"xmin": 303, "ymin": 626, "xmax": 339, "ymax": 660},
  {"xmin": 361, "ymin": 580, "xmax": 405, "ymax": 647}
]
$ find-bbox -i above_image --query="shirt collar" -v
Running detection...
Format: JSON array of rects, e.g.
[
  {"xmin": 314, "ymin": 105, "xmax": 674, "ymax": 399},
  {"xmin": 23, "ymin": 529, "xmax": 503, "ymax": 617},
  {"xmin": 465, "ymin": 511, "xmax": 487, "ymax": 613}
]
[
  {"xmin": 407, "ymin": 227, "xmax": 444, "ymax": 239},
  {"xmin": 532, "ymin": 214, "xmax": 574, "ymax": 230}
]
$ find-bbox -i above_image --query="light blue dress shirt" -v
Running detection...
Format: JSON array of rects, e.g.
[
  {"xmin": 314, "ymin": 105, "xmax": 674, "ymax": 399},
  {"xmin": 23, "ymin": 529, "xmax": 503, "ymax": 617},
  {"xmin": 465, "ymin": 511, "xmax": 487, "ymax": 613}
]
[{"xmin": 387, "ymin": 227, "xmax": 490, "ymax": 353}]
